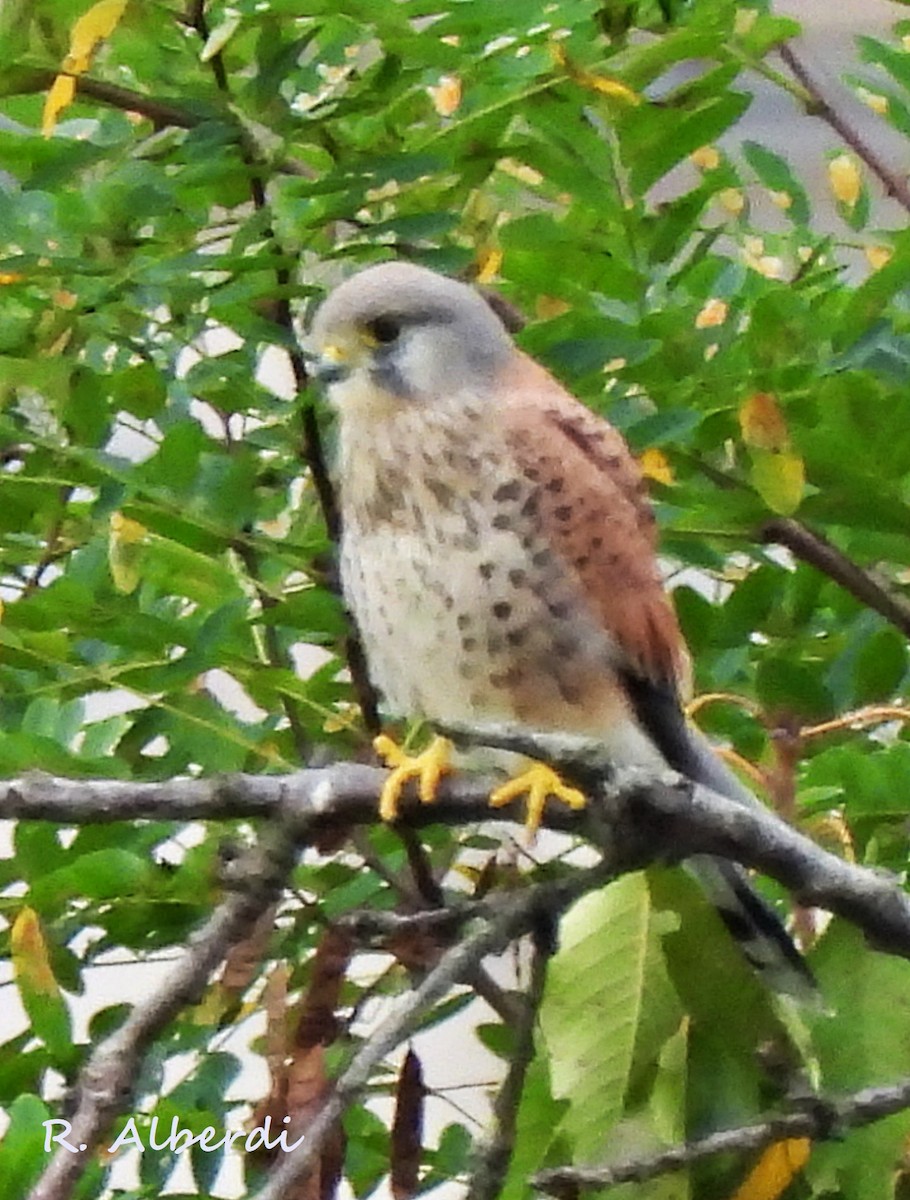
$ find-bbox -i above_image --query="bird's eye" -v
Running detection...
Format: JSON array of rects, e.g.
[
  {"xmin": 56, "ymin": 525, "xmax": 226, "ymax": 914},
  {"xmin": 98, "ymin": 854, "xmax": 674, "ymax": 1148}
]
[{"xmin": 366, "ymin": 316, "xmax": 401, "ymax": 345}]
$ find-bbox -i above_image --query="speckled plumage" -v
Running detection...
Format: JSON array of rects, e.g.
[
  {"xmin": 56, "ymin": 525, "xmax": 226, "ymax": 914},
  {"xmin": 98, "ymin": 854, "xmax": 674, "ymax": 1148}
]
[
  {"xmin": 311, "ymin": 264, "xmax": 680, "ymax": 769},
  {"xmin": 308, "ymin": 261, "xmax": 815, "ymax": 999}
]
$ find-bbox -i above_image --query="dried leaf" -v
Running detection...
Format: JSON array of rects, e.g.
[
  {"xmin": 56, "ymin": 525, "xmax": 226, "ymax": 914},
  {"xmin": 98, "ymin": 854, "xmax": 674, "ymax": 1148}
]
[
  {"xmin": 427, "ymin": 74, "xmax": 461, "ymax": 116},
  {"xmin": 729, "ymin": 1137, "xmax": 811, "ymax": 1200},
  {"xmin": 391, "ymin": 1049, "xmax": 425, "ymax": 1200},
  {"xmin": 738, "ymin": 393, "xmax": 790, "ymax": 452},
  {"xmin": 695, "ymin": 298, "xmax": 728, "ymax": 329},
  {"xmin": 222, "ymin": 904, "xmax": 277, "ymax": 995},
  {"xmin": 294, "ymin": 926, "xmax": 352, "ymax": 1048}
]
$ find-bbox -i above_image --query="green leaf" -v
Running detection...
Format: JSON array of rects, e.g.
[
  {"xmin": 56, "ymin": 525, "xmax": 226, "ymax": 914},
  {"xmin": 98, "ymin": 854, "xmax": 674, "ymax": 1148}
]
[{"xmin": 540, "ymin": 874, "xmax": 656, "ymax": 1159}]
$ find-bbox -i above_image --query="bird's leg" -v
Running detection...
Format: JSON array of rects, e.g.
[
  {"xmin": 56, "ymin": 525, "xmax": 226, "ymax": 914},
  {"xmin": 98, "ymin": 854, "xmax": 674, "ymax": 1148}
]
[
  {"xmin": 488, "ymin": 762, "xmax": 586, "ymax": 836},
  {"xmin": 373, "ymin": 733, "xmax": 454, "ymax": 821}
]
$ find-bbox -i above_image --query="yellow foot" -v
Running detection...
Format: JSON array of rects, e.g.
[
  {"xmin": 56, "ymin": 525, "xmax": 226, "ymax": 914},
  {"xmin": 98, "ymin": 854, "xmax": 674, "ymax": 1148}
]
[
  {"xmin": 488, "ymin": 762, "xmax": 586, "ymax": 837},
  {"xmin": 374, "ymin": 734, "xmax": 454, "ymax": 821}
]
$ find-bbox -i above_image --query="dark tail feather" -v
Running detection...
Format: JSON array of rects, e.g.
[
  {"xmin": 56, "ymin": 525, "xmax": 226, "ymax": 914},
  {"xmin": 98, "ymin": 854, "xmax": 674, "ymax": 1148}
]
[{"xmin": 621, "ymin": 672, "xmax": 817, "ymax": 999}]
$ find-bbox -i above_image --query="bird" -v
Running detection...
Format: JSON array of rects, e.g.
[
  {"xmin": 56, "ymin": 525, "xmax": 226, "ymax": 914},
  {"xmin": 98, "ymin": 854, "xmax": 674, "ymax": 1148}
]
[{"xmin": 308, "ymin": 260, "xmax": 814, "ymax": 998}]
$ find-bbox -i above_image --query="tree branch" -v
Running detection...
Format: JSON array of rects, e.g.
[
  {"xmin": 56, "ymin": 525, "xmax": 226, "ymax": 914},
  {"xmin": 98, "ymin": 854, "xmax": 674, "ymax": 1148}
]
[
  {"xmin": 4, "ymin": 68, "xmax": 209, "ymax": 129},
  {"xmin": 467, "ymin": 927, "xmax": 551, "ymax": 1200},
  {"xmin": 28, "ymin": 829, "xmax": 296, "ymax": 1200},
  {"xmin": 761, "ymin": 517, "xmax": 910, "ymax": 640},
  {"xmin": 777, "ymin": 42, "xmax": 910, "ymax": 214},
  {"xmin": 5, "ymin": 738, "xmax": 910, "ymax": 959},
  {"xmin": 532, "ymin": 1075, "xmax": 910, "ymax": 1195},
  {"xmin": 254, "ymin": 873, "xmax": 606, "ymax": 1199}
]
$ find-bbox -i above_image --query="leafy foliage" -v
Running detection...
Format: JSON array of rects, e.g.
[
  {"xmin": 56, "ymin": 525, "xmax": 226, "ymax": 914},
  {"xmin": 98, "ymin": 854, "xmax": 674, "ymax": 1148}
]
[{"xmin": 2, "ymin": 1, "xmax": 910, "ymax": 1198}]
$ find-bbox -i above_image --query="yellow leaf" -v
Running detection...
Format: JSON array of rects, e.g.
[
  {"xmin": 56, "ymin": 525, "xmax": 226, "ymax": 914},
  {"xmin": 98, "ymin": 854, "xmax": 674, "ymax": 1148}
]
[
  {"xmin": 750, "ymin": 449, "xmax": 805, "ymax": 516},
  {"xmin": 768, "ymin": 190, "xmax": 792, "ymax": 210},
  {"xmin": 729, "ymin": 1137, "xmax": 811, "ymax": 1200},
  {"xmin": 535, "ymin": 294, "xmax": 571, "ymax": 320},
  {"xmin": 639, "ymin": 447, "xmax": 674, "ymax": 485},
  {"xmin": 427, "ymin": 74, "xmax": 461, "ymax": 116},
  {"xmin": 828, "ymin": 154, "xmax": 862, "ymax": 208},
  {"xmin": 691, "ymin": 145, "xmax": 720, "ymax": 171},
  {"xmin": 738, "ymin": 392, "xmax": 790, "ymax": 452},
  {"xmin": 43, "ymin": 0, "xmax": 128, "ymax": 135},
  {"xmin": 42, "ymin": 74, "xmax": 76, "ymax": 137},
  {"xmin": 865, "ymin": 244, "xmax": 892, "ymax": 271},
  {"xmin": 109, "ymin": 511, "xmax": 147, "ymax": 593},
  {"xmin": 695, "ymin": 298, "xmax": 728, "ymax": 329},
  {"xmin": 69, "ymin": 0, "xmax": 128, "ymax": 68},
  {"xmin": 550, "ymin": 42, "xmax": 639, "ymax": 106},
  {"xmin": 11, "ymin": 907, "xmax": 59, "ymax": 997},
  {"xmin": 0, "ymin": 272, "xmax": 24, "ymax": 284},
  {"xmin": 475, "ymin": 247, "xmax": 502, "ymax": 284},
  {"xmin": 718, "ymin": 187, "xmax": 745, "ymax": 215},
  {"xmin": 855, "ymin": 86, "xmax": 888, "ymax": 116}
]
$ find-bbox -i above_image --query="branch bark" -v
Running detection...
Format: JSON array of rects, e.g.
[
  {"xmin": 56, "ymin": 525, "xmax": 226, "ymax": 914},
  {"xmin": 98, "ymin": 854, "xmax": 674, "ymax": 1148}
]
[
  {"xmin": 778, "ymin": 42, "xmax": 910, "ymax": 214},
  {"xmin": 28, "ymin": 829, "xmax": 296, "ymax": 1200},
  {"xmin": 761, "ymin": 517, "xmax": 910, "ymax": 640},
  {"xmin": 533, "ymin": 1075, "xmax": 910, "ymax": 1195},
  {"xmin": 254, "ymin": 873, "xmax": 606, "ymax": 1199},
  {"xmin": 4, "ymin": 738, "xmax": 910, "ymax": 958}
]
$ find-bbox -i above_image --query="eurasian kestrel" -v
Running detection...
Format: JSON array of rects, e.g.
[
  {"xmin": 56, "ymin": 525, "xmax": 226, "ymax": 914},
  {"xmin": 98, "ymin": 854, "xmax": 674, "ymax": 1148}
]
[{"xmin": 309, "ymin": 261, "xmax": 813, "ymax": 996}]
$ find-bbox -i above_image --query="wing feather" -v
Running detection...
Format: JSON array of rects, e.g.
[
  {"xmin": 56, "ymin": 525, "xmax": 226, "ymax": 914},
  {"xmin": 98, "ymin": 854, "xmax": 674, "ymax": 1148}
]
[{"xmin": 500, "ymin": 353, "xmax": 686, "ymax": 688}]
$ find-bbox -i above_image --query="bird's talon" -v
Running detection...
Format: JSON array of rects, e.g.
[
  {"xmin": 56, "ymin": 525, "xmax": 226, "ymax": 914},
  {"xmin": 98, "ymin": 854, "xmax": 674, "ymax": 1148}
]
[
  {"xmin": 489, "ymin": 762, "xmax": 586, "ymax": 837},
  {"xmin": 374, "ymin": 734, "xmax": 453, "ymax": 821}
]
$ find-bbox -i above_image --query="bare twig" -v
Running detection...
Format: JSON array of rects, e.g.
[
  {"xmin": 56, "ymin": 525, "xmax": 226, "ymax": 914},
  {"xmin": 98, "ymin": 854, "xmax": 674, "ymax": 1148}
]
[
  {"xmin": 467, "ymin": 930, "xmax": 551, "ymax": 1200},
  {"xmin": 233, "ymin": 540, "xmax": 311, "ymax": 760},
  {"xmin": 4, "ymin": 68, "xmax": 208, "ymax": 128},
  {"xmin": 761, "ymin": 517, "xmax": 910, "ymax": 639},
  {"xmin": 778, "ymin": 42, "xmax": 910, "ymax": 214},
  {"xmin": 28, "ymin": 830, "xmax": 295, "ymax": 1200},
  {"xmin": 255, "ymin": 874, "xmax": 607, "ymax": 1199},
  {"xmin": 533, "ymin": 1075, "xmax": 910, "ymax": 1195}
]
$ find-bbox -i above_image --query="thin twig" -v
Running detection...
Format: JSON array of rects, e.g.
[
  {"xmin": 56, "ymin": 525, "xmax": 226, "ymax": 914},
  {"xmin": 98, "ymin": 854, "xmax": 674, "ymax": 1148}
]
[
  {"xmin": 778, "ymin": 42, "xmax": 910, "ymax": 214},
  {"xmin": 5, "ymin": 68, "xmax": 208, "ymax": 128},
  {"xmin": 27, "ymin": 831, "xmax": 295, "ymax": 1200},
  {"xmin": 761, "ymin": 517, "xmax": 910, "ymax": 639},
  {"xmin": 533, "ymin": 1076, "xmax": 910, "ymax": 1195},
  {"xmin": 467, "ymin": 932, "xmax": 551, "ymax": 1200},
  {"xmin": 233, "ymin": 540, "xmax": 311, "ymax": 760}
]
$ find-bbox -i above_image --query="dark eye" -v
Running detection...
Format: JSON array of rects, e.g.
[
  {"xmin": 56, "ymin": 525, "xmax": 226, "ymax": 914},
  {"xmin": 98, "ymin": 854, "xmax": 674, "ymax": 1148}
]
[{"xmin": 366, "ymin": 315, "xmax": 401, "ymax": 344}]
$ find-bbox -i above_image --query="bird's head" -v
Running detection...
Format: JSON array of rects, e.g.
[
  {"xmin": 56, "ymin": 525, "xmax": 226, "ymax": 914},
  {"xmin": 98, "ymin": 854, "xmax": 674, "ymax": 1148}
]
[{"xmin": 307, "ymin": 262, "xmax": 513, "ymax": 412}]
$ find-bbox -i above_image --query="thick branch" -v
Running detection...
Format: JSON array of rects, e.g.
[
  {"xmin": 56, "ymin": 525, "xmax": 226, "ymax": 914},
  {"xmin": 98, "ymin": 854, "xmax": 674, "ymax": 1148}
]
[
  {"xmin": 28, "ymin": 830, "xmax": 295, "ymax": 1200},
  {"xmin": 5, "ymin": 749, "xmax": 910, "ymax": 959},
  {"xmin": 762, "ymin": 518, "xmax": 910, "ymax": 640},
  {"xmin": 533, "ymin": 1076, "xmax": 910, "ymax": 1195},
  {"xmin": 254, "ymin": 874, "xmax": 605, "ymax": 1198}
]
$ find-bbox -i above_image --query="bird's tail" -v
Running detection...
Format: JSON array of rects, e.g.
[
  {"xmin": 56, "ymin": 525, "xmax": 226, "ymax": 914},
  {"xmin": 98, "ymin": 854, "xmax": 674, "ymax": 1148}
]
[{"xmin": 678, "ymin": 727, "xmax": 817, "ymax": 1000}]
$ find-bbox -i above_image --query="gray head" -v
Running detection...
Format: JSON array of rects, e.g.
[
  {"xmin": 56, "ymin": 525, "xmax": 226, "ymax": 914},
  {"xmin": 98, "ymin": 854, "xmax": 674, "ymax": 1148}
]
[{"xmin": 307, "ymin": 262, "xmax": 514, "ymax": 411}]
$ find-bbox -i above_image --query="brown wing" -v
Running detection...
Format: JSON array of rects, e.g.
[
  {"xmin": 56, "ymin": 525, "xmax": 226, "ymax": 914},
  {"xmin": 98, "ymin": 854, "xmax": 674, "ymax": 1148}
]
[{"xmin": 500, "ymin": 352, "xmax": 686, "ymax": 689}]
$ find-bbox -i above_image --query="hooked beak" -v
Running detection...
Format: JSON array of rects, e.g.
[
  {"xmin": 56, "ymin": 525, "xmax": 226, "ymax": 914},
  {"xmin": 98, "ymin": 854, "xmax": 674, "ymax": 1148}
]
[{"xmin": 308, "ymin": 343, "xmax": 351, "ymax": 385}]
